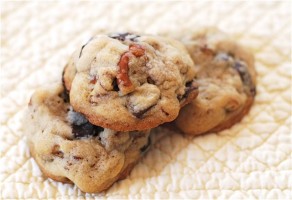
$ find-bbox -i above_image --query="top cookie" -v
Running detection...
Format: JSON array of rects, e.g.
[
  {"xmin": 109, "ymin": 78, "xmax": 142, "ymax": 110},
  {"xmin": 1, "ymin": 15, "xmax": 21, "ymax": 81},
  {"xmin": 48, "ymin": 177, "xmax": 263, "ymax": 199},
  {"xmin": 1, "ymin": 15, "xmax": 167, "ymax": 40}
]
[
  {"xmin": 173, "ymin": 28, "xmax": 256, "ymax": 135},
  {"xmin": 66, "ymin": 33, "xmax": 198, "ymax": 131}
]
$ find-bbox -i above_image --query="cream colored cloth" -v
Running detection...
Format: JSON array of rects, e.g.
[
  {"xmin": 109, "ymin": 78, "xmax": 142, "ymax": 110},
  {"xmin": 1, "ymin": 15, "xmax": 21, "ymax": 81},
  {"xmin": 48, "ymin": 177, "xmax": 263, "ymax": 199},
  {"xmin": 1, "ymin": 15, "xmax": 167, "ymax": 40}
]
[{"xmin": 1, "ymin": 1, "xmax": 291, "ymax": 199}]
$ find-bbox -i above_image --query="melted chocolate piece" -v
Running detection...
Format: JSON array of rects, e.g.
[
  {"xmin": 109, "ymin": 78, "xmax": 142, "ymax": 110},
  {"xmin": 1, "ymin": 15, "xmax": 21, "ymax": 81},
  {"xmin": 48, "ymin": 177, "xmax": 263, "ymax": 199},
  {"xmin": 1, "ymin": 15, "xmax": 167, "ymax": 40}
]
[
  {"xmin": 69, "ymin": 110, "xmax": 104, "ymax": 138},
  {"xmin": 140, "ymin": 137, "xmax": 151, "ymax": 153},
  {"xmin": 233, "ymin": 61, "xmax": 256, "ymax": 96},
  {"xmin": 216, "ymin": 52, "xmax": 256, "ymax": 96},
  {"xmin": 131, "ymin": 104, "xmax": 155, "ymax": 119},
  {"xmin": 72, "ymin": 122, "xmax": 104, "ymax": 138},
  {"xmin": 183, "ymin": 81, "xmax": 198, "ymax": 99},
  {"xmin": 178, "ymin": 81, "xmax": 198, "ymax": 102},
  {"xmin": 147, "ymin": 77, "xmax": 155, "ymax": 84},
  {"xmin": 109, "ymin": 32, "xmax": 140, "ymax": 42},
  {"xmin": 58, "ymin": 85, "xmax": 104, "ymax": 138},
  {"xmin": 112, "ymin": 78, "xmax": 119, "ymax": 91}
]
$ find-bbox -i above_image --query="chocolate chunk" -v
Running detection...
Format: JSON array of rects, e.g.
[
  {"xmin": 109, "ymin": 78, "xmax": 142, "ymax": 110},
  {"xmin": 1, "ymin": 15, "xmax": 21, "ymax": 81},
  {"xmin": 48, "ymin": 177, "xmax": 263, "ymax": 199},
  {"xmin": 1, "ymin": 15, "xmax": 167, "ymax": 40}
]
[
  {"xmin": 109, "ymin": 32, "xmax": 140, "ymax": 42},
  {"xmin": 131, "ymin": 105, "xmax": 155, "ymax": 119},
  {"xmin": 140, "ymin": 137, "xmax": 151, "ymax": 153},
  {"xmin": 112, "ymin": 78, "xmax": 119, "ymax": 91},
  {"xmin": 214, "ymin": 52, "xmax": 256, "ymax": 96},
  {"xmin": 67, "ymin": 107, "xmax": 104, "ymax": 138},
  {"xmin": 147, "ymin": 77, "xmax": 155, "ymax": 84},
  {"xmin": 184, "ymin": 81, "xmax": 198, "ymax": 99},
  {"xmin": 233, "ymin": 61, "xmax": 256, "ymax": 96},
  {"xmin": 178, "ymin": 81, "xmax": 199, "ymax": 106},
  {"xmin": 72, "ymin": 122, "xmax": 104, "ymax": 138}
]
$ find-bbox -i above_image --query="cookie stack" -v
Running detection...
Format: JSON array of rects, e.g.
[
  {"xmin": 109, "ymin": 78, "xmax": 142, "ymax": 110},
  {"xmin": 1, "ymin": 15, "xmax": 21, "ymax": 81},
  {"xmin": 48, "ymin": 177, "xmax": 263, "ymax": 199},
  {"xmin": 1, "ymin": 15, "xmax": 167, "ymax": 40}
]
[{"xmin": 26, "ymin": 29, "xmax": 256, "ymax": 193}]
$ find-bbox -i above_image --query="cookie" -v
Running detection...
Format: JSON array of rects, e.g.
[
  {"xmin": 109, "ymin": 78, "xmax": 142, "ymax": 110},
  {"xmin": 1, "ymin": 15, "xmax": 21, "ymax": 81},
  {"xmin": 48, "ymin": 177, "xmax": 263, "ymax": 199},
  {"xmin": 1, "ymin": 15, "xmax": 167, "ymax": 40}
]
[
  {"xmin": 26, "ymin": 84, "xmax": 151, "ymax": 193},
  {"xmin": 66, "ymin": 32, "xmax": 198, "ymax": 131},
  {"xmin": 173, "ymin": 28, "xmax": 256, "ymax": 135}
]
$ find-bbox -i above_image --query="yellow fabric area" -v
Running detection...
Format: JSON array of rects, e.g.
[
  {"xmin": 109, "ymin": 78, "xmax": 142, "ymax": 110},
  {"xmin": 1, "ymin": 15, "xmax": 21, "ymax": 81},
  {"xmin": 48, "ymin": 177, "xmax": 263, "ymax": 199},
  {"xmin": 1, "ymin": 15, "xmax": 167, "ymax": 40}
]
[{"xmin": 1, "ymin": 1, "xmax": 291, "ymax": 199}]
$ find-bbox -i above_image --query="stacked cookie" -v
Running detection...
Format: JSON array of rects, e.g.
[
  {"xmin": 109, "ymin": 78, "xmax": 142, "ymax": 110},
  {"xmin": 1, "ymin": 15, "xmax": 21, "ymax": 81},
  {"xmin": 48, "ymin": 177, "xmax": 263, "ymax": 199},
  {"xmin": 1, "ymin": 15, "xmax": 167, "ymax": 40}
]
[
  {"xmin": 171, "ymin": 28, "xmax": 256, "ymax": 135},
  {"xmin": 26, "ymin": 29, "xmax": 256, "ymax": 193},
  {"xmin": 26, "ymin": 33, "xmax": 199, "ymax": 193}
]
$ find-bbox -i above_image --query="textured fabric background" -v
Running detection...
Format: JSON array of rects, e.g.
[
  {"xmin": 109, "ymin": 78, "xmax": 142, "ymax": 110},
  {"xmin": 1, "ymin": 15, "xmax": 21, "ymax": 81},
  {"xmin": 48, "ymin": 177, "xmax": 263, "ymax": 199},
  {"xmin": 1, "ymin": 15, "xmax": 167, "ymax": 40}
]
[{"xmin": 1, "ymin": 1, "xmax": 291, "ymax": 199}]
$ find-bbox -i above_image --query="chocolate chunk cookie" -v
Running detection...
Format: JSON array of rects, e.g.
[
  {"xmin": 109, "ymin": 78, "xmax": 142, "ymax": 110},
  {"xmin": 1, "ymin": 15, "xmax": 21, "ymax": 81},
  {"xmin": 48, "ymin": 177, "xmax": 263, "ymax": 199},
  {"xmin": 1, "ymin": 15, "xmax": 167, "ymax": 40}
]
[
  {"xmin": 65, "ymin": 33, "xmax": 198, "ymax": 131},
  {"xmin": 26, "ymin": 84, "xmax": 151, "ymax": 193},
  {"xmin": 173, "ymin": 28, "xmax": 256, "ymax": 135}
]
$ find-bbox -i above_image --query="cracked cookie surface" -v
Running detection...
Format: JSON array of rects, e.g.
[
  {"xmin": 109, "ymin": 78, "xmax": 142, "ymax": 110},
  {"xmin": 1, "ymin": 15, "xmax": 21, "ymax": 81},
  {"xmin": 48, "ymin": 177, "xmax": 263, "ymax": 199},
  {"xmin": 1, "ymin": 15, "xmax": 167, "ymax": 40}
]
[
  {"xmin": 64, "ymin": 33, "xmax": 198, "ymax": 131},
  {"xmin": 173, "ymin": 28, "xmax": 256, "ymax": 135},
  {"xmin": 26, "ymin": 84, "xmax": 151, "ymax": 193}
]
